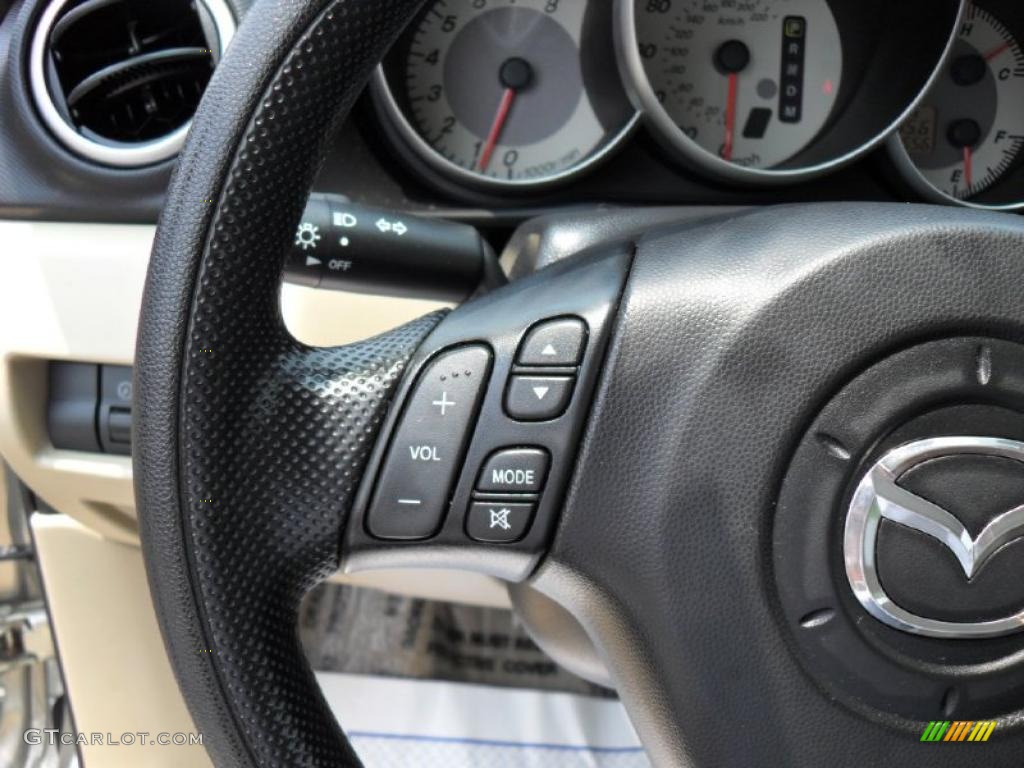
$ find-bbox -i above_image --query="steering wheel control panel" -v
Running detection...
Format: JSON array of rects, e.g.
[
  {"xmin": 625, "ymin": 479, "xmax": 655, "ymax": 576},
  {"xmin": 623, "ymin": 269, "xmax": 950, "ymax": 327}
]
[
  {"xmin": 345, "ymin": 244, "xmax": 631, "ymax": 580},
  {"xmin": 368, "ymin": 317, "xmax": 589, "ymax": 543}
]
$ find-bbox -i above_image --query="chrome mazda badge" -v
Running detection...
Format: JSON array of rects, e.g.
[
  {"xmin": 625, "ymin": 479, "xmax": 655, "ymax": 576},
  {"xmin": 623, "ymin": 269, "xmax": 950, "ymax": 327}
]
[{"xmin": 844, "ymin": 436, "xmax": 1024, "ymax": 639}]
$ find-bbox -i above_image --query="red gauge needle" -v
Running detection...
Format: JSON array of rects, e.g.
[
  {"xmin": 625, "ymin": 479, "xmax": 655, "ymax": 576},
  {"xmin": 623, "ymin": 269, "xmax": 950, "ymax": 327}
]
[
  {"xmin": 723, "ymin": 72, "xmax": 738, "ymax": 162},
  {"xmin": 963, "ymin": 145, "xmax": 973, "ymax": 189},
  {"xmin": 714, "ymin": 40, "xmax": 749, "ymax": 162},
  {"xmin": 478, "ymin": 87, "xmax": 516, "ymax": 171},
  {"xmin": 984, "ymin": 41, "xmax": 1011, "ymax": 60}
]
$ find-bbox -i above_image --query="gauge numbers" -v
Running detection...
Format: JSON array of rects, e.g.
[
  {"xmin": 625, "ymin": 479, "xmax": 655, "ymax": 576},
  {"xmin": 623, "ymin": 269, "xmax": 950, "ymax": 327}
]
[
  {"xmin": 631, "ymin": 0, "xmax": 842, "ymax": 169},
  {"xmin": 393, "ymin": 0, "xmax": 636, "ymax": 188}
]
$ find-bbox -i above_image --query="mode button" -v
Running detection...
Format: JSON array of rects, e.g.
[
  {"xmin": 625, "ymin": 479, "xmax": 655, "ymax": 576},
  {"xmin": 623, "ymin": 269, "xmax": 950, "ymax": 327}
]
[{"xmin": 476, "ymin": 448, "xmax": 550, "ymax": 494}]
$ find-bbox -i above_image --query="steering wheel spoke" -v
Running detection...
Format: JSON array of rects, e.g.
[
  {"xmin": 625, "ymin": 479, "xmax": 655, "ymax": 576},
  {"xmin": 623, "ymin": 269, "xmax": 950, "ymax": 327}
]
[{"xmin": 342, "ymin": 245, "xmax": 629, "ymax": 581}]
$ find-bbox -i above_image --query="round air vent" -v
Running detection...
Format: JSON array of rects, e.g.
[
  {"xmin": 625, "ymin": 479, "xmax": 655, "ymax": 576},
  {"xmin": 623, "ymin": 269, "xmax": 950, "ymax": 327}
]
[{"xmin": 29, "ymin": 0, "xmax": 235, "ymax": 167}]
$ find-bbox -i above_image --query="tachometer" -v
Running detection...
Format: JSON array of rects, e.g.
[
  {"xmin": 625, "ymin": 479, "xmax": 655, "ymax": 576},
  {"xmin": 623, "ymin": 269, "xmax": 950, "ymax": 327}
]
[
  {"xmin": 373, "ymin": 0, "xmax": 638, "ymax": 191},
  {"xmin": 891, "ymin": 3, "xmax": 1024, "ymax": 207}
]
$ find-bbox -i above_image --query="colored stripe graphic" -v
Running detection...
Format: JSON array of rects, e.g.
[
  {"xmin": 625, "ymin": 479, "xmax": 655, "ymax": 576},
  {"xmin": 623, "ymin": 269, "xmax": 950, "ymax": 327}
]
[
  {"xmin": 945, "ymin": 721, "xmax": 970, "ymax": 741},
  {"xmin": 971, "ymin": 721, "xmax": 996, "ymax": 742},
  {"xmin": 920, "ymin": 721, "xmax": 947, "ymax": 741},
  {"xmin": 920, "ymin": 721, "xmax": 996, "ymax": 742}
]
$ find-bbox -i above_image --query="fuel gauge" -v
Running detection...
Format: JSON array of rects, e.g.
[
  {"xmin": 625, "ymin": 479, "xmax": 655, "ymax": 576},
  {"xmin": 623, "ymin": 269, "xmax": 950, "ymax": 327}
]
[{"xmin": 892, "ymin": 3, "xmax": 1024, "ymax": 206}]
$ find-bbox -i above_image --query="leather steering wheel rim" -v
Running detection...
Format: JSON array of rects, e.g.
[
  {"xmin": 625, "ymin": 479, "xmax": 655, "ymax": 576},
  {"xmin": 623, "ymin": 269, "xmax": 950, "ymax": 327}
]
[{"xmin": 134, "ymin": 2, "xmax": 429, "ymax": 765}]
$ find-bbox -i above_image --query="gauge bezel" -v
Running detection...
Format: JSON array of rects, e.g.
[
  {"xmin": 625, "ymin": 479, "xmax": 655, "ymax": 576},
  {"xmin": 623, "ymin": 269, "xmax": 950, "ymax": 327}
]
[
  {"xmin": 370, "ymin": 62, "xmax": 641, "ymax": 193},
  {"xmin": 887, "ymin": 134, "xmax": 1024, "ymax": 211},
  {"xmin": 613, "ymin": 0, "xmax": 966, "ymax": 186}
]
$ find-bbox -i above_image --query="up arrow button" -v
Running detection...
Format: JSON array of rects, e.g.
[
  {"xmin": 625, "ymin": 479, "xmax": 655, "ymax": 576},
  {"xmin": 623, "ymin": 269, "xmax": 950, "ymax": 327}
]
[{"xmin": 516, "ymin": 318, "xmax": 587, "ymax": 366}]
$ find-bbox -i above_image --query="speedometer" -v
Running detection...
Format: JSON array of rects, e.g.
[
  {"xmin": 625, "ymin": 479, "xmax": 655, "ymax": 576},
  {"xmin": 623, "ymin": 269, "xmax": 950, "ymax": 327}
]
[
  {"xmin": 373, "ymin": 0, "xmax": 638, "ymax": 191},
  {"xmin": 631, "ymin": 0, "xmax": 842, "ymax": 169},
  {"xmin": 616, "ymin": 0, "xmax": 965, "ymax": 185}
]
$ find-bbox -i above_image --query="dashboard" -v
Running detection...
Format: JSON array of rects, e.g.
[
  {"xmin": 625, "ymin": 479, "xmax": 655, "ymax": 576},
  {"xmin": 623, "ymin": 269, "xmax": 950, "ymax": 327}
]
[
  {"xmin": 1, "ymin": 0, "xmax": 1024, "ymax": 225},
  {"xmin": 376, "ymin": 0, "xmax": 955, "ymax": 190},
  {"xmin": 360, "ymin": 0, "xmax": 1024, "ymax": 214}
]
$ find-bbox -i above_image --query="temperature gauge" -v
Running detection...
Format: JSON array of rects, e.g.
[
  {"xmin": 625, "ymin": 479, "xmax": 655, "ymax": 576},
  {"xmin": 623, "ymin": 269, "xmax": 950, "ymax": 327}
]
[{"xmin": 894, "ymin": 4, "xmax": 1024, "ymax": 203}]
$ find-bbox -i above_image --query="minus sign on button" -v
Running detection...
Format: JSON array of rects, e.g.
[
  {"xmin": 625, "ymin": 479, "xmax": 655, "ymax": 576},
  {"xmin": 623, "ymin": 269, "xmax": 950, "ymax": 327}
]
[{"xmin": 397, "ymin": 499, "xmax": 422, "ymax": 505}]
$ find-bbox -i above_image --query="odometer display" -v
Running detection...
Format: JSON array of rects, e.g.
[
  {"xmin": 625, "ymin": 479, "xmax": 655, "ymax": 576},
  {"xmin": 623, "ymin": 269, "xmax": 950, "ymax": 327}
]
[
  {"xmin": 375, "ymin": 0, "xmax": 637, "ymax": 189},
  {"xmin": 900, "ymin": 105, "xmax": 939, "ymax": 156}
]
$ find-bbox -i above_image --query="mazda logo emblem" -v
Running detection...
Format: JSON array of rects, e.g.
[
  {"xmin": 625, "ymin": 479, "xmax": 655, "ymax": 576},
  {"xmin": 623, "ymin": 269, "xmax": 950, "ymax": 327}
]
[{"xmin": 844, "ymin": 436, "xmax": 1024, "ymax": 639}]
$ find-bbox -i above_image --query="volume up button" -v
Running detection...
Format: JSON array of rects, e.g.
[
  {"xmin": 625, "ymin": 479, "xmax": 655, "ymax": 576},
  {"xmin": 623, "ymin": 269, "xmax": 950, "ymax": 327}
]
[{"xmin": 367, "ymin": 345, "xmax": 492, "ymax": 540}]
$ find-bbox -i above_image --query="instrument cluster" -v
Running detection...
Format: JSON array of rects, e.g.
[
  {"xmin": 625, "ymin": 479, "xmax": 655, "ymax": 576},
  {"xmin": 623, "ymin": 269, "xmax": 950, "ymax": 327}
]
[{"xmin": 372, "ymin": 0, "xmax": 1024, "ymax": 210}]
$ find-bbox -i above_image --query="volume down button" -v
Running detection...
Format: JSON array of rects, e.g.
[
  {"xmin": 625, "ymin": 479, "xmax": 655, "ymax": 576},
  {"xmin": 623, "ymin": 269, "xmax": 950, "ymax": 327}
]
[{"xmin": 367, "ymin": 345, "xmax": 492, "ymax": 540}]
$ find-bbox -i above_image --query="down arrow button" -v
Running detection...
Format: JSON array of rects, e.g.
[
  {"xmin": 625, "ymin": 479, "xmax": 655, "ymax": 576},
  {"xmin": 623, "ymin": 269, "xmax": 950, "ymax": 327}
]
[{"xmin": 505, "ymin": 375, "xmax": 575, "ymax": 421}]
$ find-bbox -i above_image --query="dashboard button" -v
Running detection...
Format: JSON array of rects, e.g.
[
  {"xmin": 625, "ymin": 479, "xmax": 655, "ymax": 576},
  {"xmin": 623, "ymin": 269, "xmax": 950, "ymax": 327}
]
[
  {"xmin": 367, "ymin": 345, "xmax": 492, "ymax": 540},
  {"xmin": 47, "ymin": 362, "xmax": 101, "ymax": 453},
  {"xmin": 516, "ymin": 317, "xmax": 587, "ymax": 366},
  {"xmin": 466, "ymin": 501, "xmax": 535, "ymax": 543},
  {"xmin": 476, "ymin": 448, "xmax": 550, "ymax": 494},
  {"xmin": 107, "ymin": 408, "xmax": 132, "ymax": 446},
  {"xmin": 99, "ymin": 365, "xmax": 134, "ymax": 456},
  {"xmin": 505, "ymin": 375, "xmax": 574, "ymax": 421}
]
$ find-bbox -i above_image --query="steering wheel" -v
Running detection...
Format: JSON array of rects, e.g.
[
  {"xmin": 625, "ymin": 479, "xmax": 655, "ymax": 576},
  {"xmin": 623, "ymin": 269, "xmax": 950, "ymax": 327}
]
[{"xmin": 134, "ymin": 1, "xmax": 1024, "ymax": 765}]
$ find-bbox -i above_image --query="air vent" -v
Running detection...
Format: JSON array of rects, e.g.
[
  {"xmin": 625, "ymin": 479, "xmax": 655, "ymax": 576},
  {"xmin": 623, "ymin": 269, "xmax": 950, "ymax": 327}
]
[{"xmin": 30, "ymin": 0, "xmax": 235, "ymax": 167}]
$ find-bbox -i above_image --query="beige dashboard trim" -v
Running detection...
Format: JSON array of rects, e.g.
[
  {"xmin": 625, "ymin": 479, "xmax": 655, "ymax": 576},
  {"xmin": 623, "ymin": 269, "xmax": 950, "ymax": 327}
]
[
  {"xmin": 0, "ymin": 219, "xmax": 509, "ymax": 608},
  {"xmin": 0, "ymin": 222, "xmax": 149, "ymax": 544},
  {"xmin": 31, "ymin": 513, "xmax": 214, "ymax": 768}
]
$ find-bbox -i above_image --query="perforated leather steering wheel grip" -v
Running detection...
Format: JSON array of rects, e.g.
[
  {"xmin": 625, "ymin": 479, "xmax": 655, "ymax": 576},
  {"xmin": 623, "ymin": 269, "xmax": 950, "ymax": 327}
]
[{"xmin": 133, "ymin": 2, "xmax": 430, "ymax": 766}]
